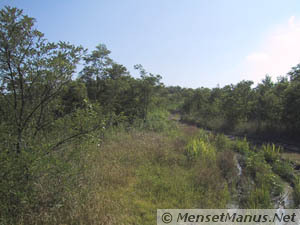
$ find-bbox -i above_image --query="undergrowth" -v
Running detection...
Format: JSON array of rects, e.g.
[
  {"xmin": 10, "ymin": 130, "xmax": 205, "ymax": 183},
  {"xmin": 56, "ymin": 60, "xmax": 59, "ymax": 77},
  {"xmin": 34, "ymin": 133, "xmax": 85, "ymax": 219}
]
[{"xmin": 2, "ymin": 112, "xmax": 298, "ymax": 224}]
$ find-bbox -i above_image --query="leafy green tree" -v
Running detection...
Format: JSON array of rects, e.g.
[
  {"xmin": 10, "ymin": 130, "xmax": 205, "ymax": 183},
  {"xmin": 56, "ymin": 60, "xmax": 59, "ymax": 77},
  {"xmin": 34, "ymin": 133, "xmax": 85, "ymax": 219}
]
[
  {"xmin": 283, "ymin": 78, "xmax": 300, "ymax": 133},
  {"xmin": 104, "ymin": 62, "xmax": 129, "ymax": 80},
  {"xmin": 0, "ymin": 6, "xmax": 83, "ymax": 152},
  {"xmin": 134, "ymin": 64, "xmax": 163, "ymax": 122},
  {"xmin": 288, "ymin": 64, "xmax": 300, "ymax": 82},
  {"xmin": 60, "ymin": 80, "xmax": 88, "ymax": 114},
  {"xmin": 221, "ymin": 81, "xmax": 254, "ymax": 127},
  {"xmin": 80, "ymin": 44, "xmax": 113, "ymax": 101},
  {"xmin": 0, "ymin": 7, "xmax": 108, "ymax": 223},
  {"xmin": 252, "ymin": 75, "xmax": 275, "ymax": 128},
  {"xmin": 80, "ymin": 45, "xmax": 140, "ymax": 124}
]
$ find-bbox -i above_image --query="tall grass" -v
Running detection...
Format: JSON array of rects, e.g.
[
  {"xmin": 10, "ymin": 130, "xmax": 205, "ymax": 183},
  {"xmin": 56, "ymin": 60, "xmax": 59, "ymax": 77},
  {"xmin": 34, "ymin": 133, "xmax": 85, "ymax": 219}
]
[
  {"xmin": 185, "ymin": 138, "xmax": 216, "ymax": 162},
  {"xmin": 261, "ymin": 143, "xmax": 281, "ymax": 163},
  {"xmin": 2, "ymin": 111, "xmax": 296, "ymax": 224}
]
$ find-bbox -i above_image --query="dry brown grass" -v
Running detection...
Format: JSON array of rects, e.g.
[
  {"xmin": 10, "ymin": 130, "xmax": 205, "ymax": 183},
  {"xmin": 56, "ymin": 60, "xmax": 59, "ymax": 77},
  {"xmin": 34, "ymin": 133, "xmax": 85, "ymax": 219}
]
[{"xmin": 179, "ymin": 124, "xmax": 199, "ymax": 137}]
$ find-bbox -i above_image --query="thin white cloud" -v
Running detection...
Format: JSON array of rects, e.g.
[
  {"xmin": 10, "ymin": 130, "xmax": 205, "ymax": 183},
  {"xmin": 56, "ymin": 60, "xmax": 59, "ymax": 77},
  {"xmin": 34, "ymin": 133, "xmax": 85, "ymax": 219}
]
[{"xmin": 243, "ymin": 16, "xmax": 300, "ymax": 83}]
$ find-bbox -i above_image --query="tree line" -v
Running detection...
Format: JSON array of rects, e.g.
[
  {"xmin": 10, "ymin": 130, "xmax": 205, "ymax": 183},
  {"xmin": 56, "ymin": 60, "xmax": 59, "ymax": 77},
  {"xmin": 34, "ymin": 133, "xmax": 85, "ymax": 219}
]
[
  {"xmin": 0, "ymin": 6, "xmax": 167, "ymax": 156},
  {"xmin": 181, "ymin": 70, "xmax": 300, "ymax": 139}
]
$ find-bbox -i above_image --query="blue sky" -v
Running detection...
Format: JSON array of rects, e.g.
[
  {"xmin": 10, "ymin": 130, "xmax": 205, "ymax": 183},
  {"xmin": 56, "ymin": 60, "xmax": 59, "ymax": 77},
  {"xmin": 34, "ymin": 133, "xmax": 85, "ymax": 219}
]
[{"xmin": 1, "ymin": 0, "xmax": 300, "ymax": 88}]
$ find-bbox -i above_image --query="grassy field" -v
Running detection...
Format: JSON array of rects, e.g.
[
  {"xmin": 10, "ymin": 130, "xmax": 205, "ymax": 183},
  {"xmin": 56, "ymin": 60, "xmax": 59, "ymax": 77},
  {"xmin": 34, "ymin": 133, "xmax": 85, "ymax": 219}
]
[
  {"xmin": 14, "ymin": 120, "xmax": 236, "ymax": 225},
  {"xmin": 71, "ymin": 125, "xmax": 232, "ymax": 224},
  {"xmin": 2, "ymin": 114, "xmax": 299, "ymax": 224}
]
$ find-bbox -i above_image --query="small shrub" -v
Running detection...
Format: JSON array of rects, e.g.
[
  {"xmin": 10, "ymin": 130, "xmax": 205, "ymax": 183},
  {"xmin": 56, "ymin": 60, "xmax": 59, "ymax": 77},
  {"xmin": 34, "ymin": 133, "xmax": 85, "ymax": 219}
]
[
  {"xmin": 186, "ymin": 138, "xmax": 216, "ymax": 162},
  {"xmin": 214, "ymin": 134, "xmax": 232, "ymax": 151},
  {"xmin": 261, "ymin": 143, "xmax": 281, "ymax": 163},
  {"xmin": 245, "ymin": 152, "xmax": 283, "ymax": 196},
  {"xmin": 272, "ymin": 160, "xmax": 294, "ymax": 182},
  {"xmin": 233, "ymin": 138, "xmax": 250, "ymax": 154},
  {"xmin": 142, "ymin": 109, "xmax": 177, "ymax": 133}
]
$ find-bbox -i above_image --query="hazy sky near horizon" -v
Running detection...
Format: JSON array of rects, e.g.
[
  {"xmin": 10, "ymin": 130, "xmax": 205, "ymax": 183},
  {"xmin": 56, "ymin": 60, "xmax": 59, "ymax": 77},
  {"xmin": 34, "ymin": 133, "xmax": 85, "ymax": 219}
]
[{"xmin": 1, "ymin": 0, "xmax": 300, "ymax": 88}]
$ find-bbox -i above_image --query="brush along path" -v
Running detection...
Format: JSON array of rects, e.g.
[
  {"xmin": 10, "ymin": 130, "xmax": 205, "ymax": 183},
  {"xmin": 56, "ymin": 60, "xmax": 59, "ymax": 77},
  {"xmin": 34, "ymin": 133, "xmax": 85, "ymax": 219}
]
[{"xmin": 173, "ymin": 113, "xmax": 299, "ymax": 208}]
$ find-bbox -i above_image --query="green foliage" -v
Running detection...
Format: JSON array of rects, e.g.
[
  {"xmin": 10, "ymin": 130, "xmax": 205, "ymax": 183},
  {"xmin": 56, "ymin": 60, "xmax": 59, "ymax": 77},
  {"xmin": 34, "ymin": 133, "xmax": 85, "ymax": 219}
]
[
  {"xmin": 142, "ymin": 109, "xmax": 176, "ymax": 132},
  {"xmin": 283, "ymin": 80, "xmax": 300, "ymax": 132},
  {"xmin": 245, "ymin": 186, "xmax": 272, "ymax": 208},
  {"xmin": 241, "ymin": 151, "xmax": 283, "ymax": 208},
  {"xmin": 272, "ymin": 160, "xmax": 294, "ymax": 182},
  {"xmin": 0, "ymin": 6, "xmax": 85, "ymax": 153},
  {"xmin": 70, "ymin": 127, "xmax": 230, "ymax": 224},
  {"xmin": 135, "ymin": 164, "xmax": 195, "ymax": 206},
  {"xmin": 231, "ymin": 137, "xmax": 286, "ymax": 208},
  {"xmin": 186, "ymin": 137, "xmax": 216, "ymax": 162},
  {"xmin": 293, "ymin": 176, "xmax": 300, "ymax": 207},
  {"xmin": 1, "ymin": 4, "xmax": 300, "ymax": 224},
  {"xmin": 0, "ymin": 7, "xmax": 107, "ymax": 223},
  {"xmin": 261, "ymin": 143, "xmax": 281, "ymax": 163},
  {"xmin": 181, "ymin": 71, "xmax": 300, "ymax": 138},
  {"xmin": 260, "ymin": 144, "xmax": 295, "ymax": 183},
  {"xmin": 213, "ymin": 133, "xmax": 232, "ymax": 151},
  {"xmin": 245, "ymin": 151, "xmax": 282, "ymax": 195},
  {"xmin": 233, "ymin": 138, "xmax": 250, "ymax": 154},
  {"xmin": 79, "ymin": 48, "xmax": 164, "ymax": 126},
  {"xmin": 0, "ymin": 150, "xmax": 34, "ymax": 224},
  {"xmin": 60, "ymin": 80, "xmax": 88, "ymax": 114}
]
